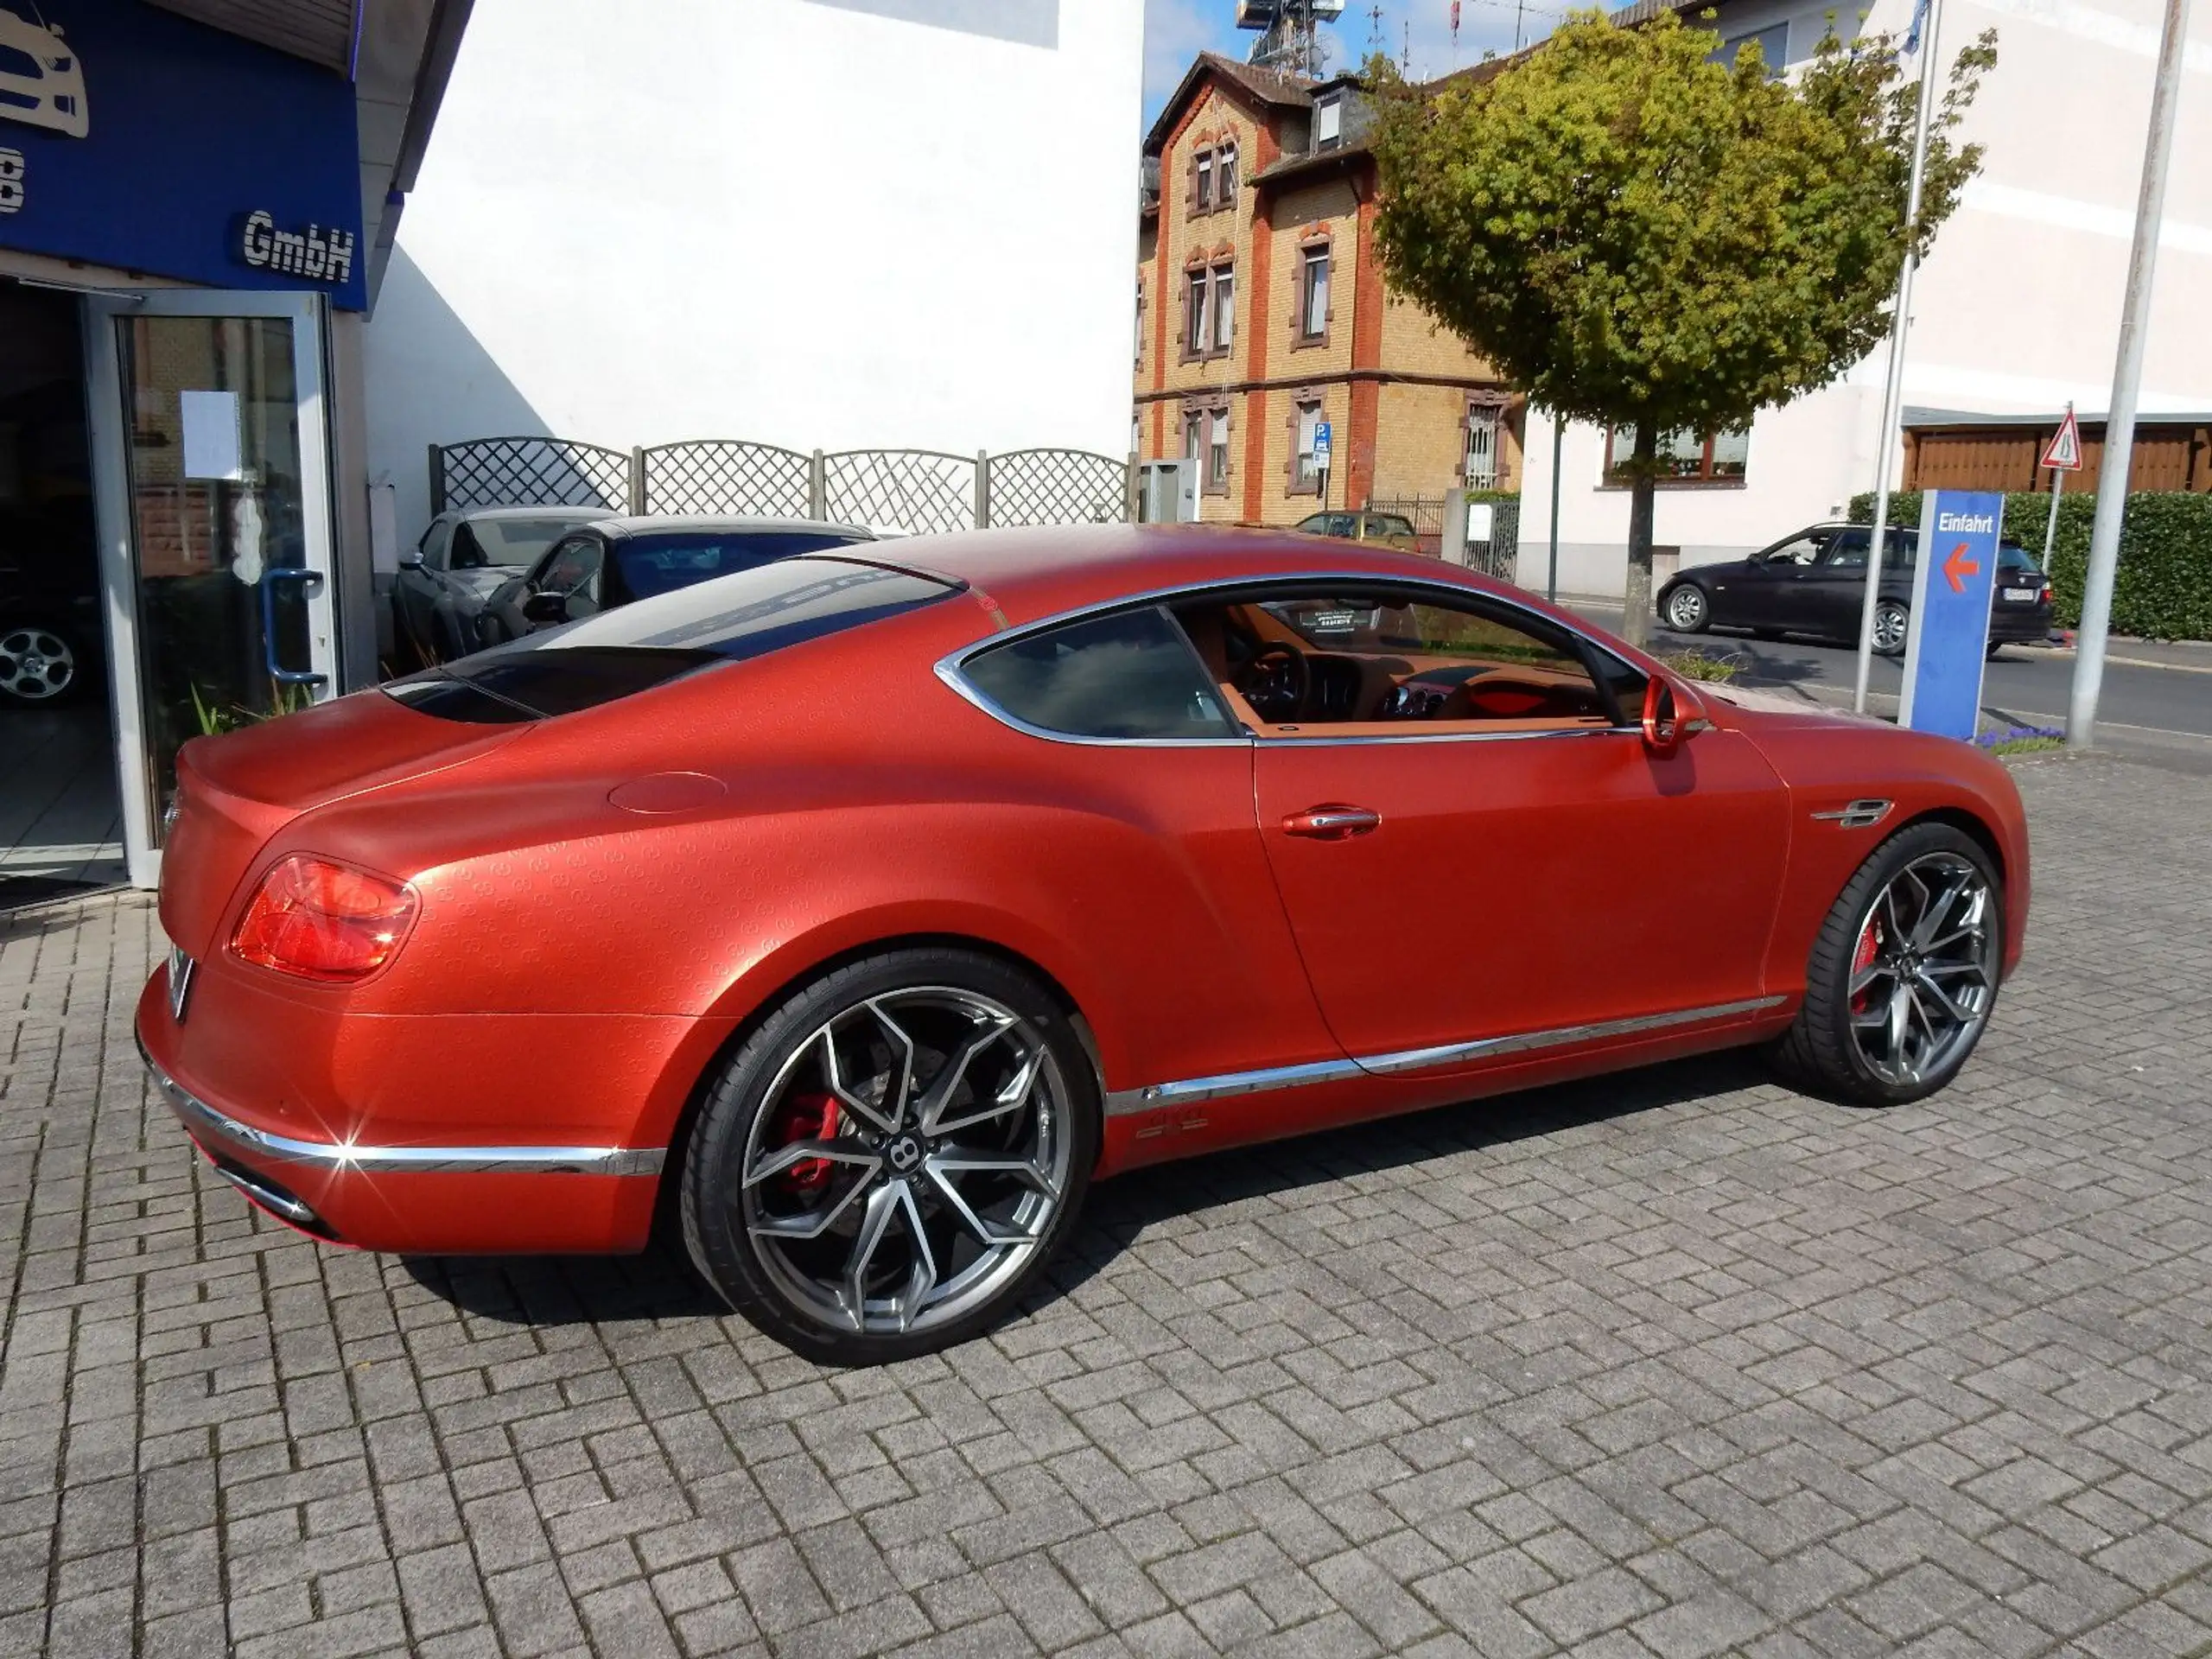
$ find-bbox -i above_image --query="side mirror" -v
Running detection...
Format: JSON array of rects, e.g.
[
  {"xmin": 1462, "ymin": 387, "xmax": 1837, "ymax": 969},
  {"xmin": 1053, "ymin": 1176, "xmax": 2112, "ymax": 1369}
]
[
  {"xmin": 522, "ymin": 591, "xmax": 570, "ymax": 626},
  {"xmin": 398, "ymin": 550, "xmax": 425, "ymax": 570},
  {"xmin": 1642, "ymin": 675, "xmax": 1705, "ymax": 758}
]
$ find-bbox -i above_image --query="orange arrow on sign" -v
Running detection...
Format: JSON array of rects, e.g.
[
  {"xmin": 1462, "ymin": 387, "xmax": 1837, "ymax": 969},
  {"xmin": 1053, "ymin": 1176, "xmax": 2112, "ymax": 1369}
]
[{"xmin": 1943, "ymin": 542, "xmax": 1980, "ymax": 594}]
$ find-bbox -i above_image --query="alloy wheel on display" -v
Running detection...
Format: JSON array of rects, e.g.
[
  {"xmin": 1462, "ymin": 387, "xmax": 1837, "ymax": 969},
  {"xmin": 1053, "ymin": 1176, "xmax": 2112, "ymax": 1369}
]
[
  {"xmin": 737, "ymin": 988, "xmax": 1071, "ymax": 1338},
  {"xmin": 0, "ymin": 626, "xmax": 75, "ymax": 702},
  {"xmin": 1846, "ymin": 852, "xmax": 1999, "ymax": 1088}
]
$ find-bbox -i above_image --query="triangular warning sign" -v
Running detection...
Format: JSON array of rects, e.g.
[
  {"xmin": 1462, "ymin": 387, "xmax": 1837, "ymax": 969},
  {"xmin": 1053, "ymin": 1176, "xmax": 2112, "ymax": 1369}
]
[{"xmin": 2041, "ymin": 408, "xmax": 2084, "ymax": 472}]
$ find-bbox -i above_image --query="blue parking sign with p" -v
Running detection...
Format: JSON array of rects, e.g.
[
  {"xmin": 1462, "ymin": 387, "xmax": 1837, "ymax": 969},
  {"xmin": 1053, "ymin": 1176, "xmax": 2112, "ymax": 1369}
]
[
  {"xmin": 1898, "ymin": 489, "xmax": 2004, "ymax": 741},
  {"xmin": 1313, "ymin": 420, "xmax": 1332, "ymax": 466}
]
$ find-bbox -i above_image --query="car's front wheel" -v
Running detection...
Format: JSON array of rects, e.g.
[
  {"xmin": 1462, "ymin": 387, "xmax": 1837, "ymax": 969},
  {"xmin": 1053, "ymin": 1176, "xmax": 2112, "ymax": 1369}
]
[
  {"xmin": 1770, "ymin": 822, "xmax": 2004, "ymax": 1106},
  {"xmin": 1662, "ymin": 584, "xmax": 1710, "ymax": 633},
  {"xmin": 681, "ymin": 947, "xmax": 1097, "ymax": 1365}
]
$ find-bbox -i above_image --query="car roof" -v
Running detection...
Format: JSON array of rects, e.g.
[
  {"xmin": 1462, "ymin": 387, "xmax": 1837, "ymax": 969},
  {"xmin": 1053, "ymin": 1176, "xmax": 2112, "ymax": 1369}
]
[
  {"xmin": 861, "ymin": 524, "xmax": 1539, "ymax": 632},
  {"xmin": 584, "ymin": 515, "xmax": 874, "ymax": 539},
  {"xmin": 454, "ymin": 505, "xmax": 609, "ymax": 523}
]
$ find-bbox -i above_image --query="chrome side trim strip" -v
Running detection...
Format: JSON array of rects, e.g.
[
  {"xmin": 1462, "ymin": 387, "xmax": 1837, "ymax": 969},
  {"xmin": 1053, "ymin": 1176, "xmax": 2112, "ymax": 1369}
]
[
  {"xmin": 1810, "ymin": 798, "xmax": 1895, "ymax": 830},
  {"xmin": 1104, "ymin": 1057, "xmax": 1363, "ymax": 1116},
  {"xmin": 1355, "ymin": 996, "xmax": 1789, "ymax": 1077},
  {"xmin": 139, "ymin": 1039, "xmax": 666, "ymax": 1177},
  {"xmin": 1103, "ymin": 995, "xmax": 1789, "ymax": 1117}
]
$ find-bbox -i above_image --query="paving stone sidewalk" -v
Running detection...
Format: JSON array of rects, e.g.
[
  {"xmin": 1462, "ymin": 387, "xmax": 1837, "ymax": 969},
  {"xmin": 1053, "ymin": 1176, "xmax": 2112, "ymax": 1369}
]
[{"xmin": 6, "ymin": 753, "xmax": 2212, "ymax": 1658}]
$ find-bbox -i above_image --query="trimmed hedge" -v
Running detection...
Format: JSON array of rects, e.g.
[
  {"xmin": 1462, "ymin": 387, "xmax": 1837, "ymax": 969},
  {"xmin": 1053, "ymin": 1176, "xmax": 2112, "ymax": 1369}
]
[{"xmin": 1847, "ymin": 489, "xmax": 2212, "ymax": 641}]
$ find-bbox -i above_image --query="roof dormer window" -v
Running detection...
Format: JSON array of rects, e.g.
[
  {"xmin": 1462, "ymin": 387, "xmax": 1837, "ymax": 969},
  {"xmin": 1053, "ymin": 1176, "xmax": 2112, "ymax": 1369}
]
[{"xmin": 1315, "ymin": 94, "xmax": 1341, "ymax": 149}]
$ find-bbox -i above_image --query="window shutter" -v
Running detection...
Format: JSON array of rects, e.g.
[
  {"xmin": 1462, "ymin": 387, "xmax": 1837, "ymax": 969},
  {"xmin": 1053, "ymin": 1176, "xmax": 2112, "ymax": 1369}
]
[
  {"xmin": 1285, "ymin": 407, "xmax": 1297, "ymax": 484},
  {"xmin": 1185, "ymin": 147, "xmax": 1198, "ymax": 218}
]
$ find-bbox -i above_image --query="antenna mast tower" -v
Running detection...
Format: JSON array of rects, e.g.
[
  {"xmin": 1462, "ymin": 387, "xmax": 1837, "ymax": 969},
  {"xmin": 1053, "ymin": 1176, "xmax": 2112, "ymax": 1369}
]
[{"xmin": 1235, "ymin": 1, "xmax": 1345, "ymax": 79}]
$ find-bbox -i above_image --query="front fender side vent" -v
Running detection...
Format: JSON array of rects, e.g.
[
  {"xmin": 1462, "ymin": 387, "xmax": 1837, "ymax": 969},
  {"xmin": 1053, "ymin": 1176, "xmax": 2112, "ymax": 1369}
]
[{"xmin": 1810, "ymin": 798, "xmax": 1895, "ymax": 830}]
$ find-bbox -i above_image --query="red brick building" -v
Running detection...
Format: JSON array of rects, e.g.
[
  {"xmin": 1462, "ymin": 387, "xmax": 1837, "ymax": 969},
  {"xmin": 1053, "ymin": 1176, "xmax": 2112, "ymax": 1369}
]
[{"xmin": 1135, "ymin": 54, "xmax": 1522, "ymax": 524}]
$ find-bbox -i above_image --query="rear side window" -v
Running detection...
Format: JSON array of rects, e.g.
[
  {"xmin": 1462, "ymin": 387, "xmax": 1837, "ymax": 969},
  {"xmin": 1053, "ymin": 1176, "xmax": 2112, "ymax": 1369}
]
[
  {"xmin": 385, "ymin": 648, "xmax": 716, "ymax": 723},
  {"xmin": 546, "ymin": 557, "xmax": 957, "ymax": 660},
  {"xmin": 616, "ymin": 531, "xmax": 869, "ymax": 600},
  {"xmin": 961, "ymin": 608, "xmax": 1236, "ymax": 741}
]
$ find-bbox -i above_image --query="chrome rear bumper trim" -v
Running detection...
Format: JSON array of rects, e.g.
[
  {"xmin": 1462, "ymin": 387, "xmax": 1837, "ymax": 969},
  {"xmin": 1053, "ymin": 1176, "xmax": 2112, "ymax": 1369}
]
[
  {"xmin": 1103, "ymin": 995, "xmax": 1789, "ymax": 1117},
  {"xmin": 138, "ymin": 1036, "xmax": 665, "ymax": 1177}
]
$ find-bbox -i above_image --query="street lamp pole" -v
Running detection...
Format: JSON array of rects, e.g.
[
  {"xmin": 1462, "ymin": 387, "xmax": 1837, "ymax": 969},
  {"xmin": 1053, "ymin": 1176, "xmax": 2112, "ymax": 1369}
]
[
  {"xmin": 1853, "ymin": 0, "xmax": 1946, "ymax": 714},
  {"xmin": 1548, "ymin": 416, "xmax": 1562, "ymax": 602},
  {"xmin": 2069, "ymin": 0, "xmax": 2192, "ymax": 751}
]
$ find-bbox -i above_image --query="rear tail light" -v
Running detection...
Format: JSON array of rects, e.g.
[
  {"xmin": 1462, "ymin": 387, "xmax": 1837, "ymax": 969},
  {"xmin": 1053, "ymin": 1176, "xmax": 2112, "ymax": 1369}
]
[
  {"xmin": 2042, "ymin": 582, "xmax": 2054, "ymax": 604},
  {"xmin": 231, "ymin": 855, "xmax": 418, "ymax": 982}
]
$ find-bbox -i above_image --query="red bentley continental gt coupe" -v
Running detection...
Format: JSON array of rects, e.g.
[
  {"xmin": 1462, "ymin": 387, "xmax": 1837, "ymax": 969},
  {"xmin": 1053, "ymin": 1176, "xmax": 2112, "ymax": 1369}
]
[{"xmin": 139, "ymin": 527, "xmax": 2029, "ymax": 1364}]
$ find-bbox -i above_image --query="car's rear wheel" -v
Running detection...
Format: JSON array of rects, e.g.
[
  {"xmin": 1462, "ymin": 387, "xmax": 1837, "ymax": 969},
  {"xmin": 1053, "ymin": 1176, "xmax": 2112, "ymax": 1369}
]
[
  {"xmin": 1662, "ymin": 584, "xmax": 1709, "ymax": 633},
  {"xmin": 1770, "ymin": 822, "xmax": 2004, "ymax": 1106},
  {"xmin": 681, "ymin": 947, "xmax": 1097, "ymax": 1365},
  {"xmin": 1873, "ymin": 599, "xmax": 1910, "ymax": 656}
]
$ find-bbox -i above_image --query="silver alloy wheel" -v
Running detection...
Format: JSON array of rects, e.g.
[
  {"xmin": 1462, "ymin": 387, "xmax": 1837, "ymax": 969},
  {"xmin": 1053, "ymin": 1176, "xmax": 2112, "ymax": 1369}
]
[
  {"xmin": 737, "ymin": 987, "xmax": 1071, "ymax": 1338},
  {"xmin": 1847, "ymin": 851, "xmax": 1999, "ymax": 1087},
  {"xmin": 1664, "ymin": 587, "xmax": 1707, "ymax": 631},
  {"xmin": 0, "ymin": 626, "xmax": 74, "ymax": 701},
  {"xmin": 1873, "ymin": 600, "xmax": 1910, "ymax": 655}
]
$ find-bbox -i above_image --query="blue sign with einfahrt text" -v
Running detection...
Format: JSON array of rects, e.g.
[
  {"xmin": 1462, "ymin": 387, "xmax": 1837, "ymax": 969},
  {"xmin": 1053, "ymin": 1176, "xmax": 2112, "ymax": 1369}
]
[
  {"xmin": 0, "ymin": 0, "xmax": 364, "ymax": 308},
  {"xmin": 1898, "ymin": 489, "xmax": 2004, "ymax": 741}
]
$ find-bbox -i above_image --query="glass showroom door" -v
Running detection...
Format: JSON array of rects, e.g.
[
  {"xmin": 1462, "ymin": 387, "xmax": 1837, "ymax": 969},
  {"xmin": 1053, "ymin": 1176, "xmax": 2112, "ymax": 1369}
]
[{"xmin": 84, "ymin": 291, "xmax": 340, "ymax": 887}]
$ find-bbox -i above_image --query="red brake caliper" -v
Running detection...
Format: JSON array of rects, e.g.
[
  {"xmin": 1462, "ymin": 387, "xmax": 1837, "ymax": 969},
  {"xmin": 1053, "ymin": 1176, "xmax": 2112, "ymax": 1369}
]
[
  {"xmin": 1849, "ymin": 918, "xmax": 1882, "ymax": 1014},
  {"xmin": 772, "ymin": 1092, "xmax": 842, "ymax": 1195}
]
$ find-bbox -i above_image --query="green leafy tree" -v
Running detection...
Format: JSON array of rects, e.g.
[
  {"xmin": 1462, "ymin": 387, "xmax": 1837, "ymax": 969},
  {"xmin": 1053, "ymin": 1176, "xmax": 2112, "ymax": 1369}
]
[{"xmin": 1369, "ymin": 10, "xmax": 1996, "ymax": 644}]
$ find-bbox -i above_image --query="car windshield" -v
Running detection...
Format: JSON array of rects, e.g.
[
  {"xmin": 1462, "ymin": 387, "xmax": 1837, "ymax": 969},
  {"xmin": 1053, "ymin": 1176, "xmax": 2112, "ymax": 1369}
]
[
  {"xmin": 460, "ymin": 517, "xmax": 597, "ymax": 569},
  {"xmin": 615, "ymin": 530, "xmax": 869, "ymax": 600},
  {"xmin": 1998, "ymin": 543, "xmax": 2042, "ymax": 574}
]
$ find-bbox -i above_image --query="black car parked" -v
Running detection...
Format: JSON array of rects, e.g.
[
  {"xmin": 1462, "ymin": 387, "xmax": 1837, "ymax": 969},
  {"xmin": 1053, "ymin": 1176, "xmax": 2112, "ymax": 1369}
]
[
  {"xmin": 1656, "ymin": 523, "xmax": 2055, "ymax": 657},
  {"xmin": 479, "ymin": 517, "xmax": 876, "ymax": 646},
  {"xmin": 392, "ymin": 506, "xmax": 610, "ymax": 668}
]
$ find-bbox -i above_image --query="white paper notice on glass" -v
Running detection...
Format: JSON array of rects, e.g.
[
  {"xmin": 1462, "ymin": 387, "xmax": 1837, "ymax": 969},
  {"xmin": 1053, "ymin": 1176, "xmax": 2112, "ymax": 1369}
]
[
  {"xmin": 1466, "ymin": 503, "xmax": 1494, "ymax": 542},
  {"xmin": 180, "ymin": 390, "xmax": 244, "ymax": 481}
]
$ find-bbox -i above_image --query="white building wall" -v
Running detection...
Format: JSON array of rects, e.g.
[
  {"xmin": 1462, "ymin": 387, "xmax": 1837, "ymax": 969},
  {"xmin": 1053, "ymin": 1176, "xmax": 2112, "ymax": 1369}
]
[
  {"xmin": 1522, "ymin": 0, "xmax": 2212, "ymax": 599},
  {"xmin": 364, "ymin": 0, "xmax": 1143, "ymax": 543}
]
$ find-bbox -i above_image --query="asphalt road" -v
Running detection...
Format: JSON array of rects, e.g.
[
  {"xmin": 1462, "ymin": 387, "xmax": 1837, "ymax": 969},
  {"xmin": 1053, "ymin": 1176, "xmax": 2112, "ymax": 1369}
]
[{"xmin": 1568, "ymin": 601, "xmax": 2212, "ymax": 743}]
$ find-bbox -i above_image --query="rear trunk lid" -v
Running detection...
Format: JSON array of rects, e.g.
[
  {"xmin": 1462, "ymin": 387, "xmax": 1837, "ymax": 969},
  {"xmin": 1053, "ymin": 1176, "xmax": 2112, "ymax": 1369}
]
[{"xmin": 160, "ymin": 689, "xmax": 534, "ymax": 959}]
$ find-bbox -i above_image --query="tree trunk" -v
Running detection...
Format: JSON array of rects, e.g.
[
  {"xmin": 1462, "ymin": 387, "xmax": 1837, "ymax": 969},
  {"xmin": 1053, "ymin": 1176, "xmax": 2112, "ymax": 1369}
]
[{"xmin": 1622, "ymin": 421, "xmax": 1657, "ymax": 649}]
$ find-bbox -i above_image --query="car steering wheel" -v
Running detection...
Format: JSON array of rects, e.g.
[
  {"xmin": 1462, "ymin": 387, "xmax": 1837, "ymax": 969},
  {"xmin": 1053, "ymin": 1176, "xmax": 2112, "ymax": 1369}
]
[{"xmin": 1239, "ymin": 645, "xmax": 1308, "ymax": 721}]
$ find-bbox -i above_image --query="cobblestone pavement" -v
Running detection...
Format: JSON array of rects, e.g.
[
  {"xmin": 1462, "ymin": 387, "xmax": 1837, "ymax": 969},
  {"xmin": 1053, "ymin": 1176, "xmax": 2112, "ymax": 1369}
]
[{"xmin": 6, "ymin": 754, "xmax": 2212, "ymax": 1659}]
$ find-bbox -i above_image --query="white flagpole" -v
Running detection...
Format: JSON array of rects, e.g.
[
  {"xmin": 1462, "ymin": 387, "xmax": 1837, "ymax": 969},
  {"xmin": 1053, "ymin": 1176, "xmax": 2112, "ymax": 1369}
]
[
  {"xmin": 2069, "ymin": 0, "xmax": 2192, "ymax": 749},
  {"xmin": 1853, "ymin": 0, "xmax": 1945, "ymax": 713}
]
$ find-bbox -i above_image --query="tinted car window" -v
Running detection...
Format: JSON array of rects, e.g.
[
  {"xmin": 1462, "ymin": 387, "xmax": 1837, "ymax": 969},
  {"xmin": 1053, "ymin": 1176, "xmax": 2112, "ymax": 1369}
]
[
  {"xmin": 1367, "ymin": 514, "xmax": 1416, "ymax": 538},
  {"xmin": 469, "ymin": 517, "xmax": 600, "ymax": 567},
  {"xmin": 963, "ymin": 607, "xmax": 1236, "ymax": 741},
  {"xmin": 1999, "ymin": 543, "xmax": 2041, "ymax": 573},
  {"xmin": 1761, "ymin": 531, "xmax": 1828, "ymax": 565},
  {"xmin": 385, "ymin": 649, "xmax": 715, "ymax": 723},
  {"xmin": 617, "ymin": 531, "xmax": 868, "ymax": 601},
  {"xmin": 537, "ymin": 557, "xmax": 957, "ymax": 660},
  {"xmin": 1821, "ymin": 528, "xmax": 1873, "ymax": 569}
]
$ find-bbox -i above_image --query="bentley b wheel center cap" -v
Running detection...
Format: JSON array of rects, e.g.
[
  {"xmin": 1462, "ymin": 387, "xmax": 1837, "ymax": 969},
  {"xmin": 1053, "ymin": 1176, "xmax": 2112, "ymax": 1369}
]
[{"xmin": 887, "ymin": 1134, "xmax": 923, "ymax": 1174}]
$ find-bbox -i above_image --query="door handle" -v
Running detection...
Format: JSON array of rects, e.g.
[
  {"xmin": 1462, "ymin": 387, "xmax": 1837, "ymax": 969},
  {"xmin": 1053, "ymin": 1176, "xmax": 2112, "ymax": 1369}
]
[
  {"xmin": 1282, "ymin": 804, "xmax": 1380, "ymax": 840},
  {"xmin": 260, "ymin": 566, "xmax": 329, "ymax": 689}
]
